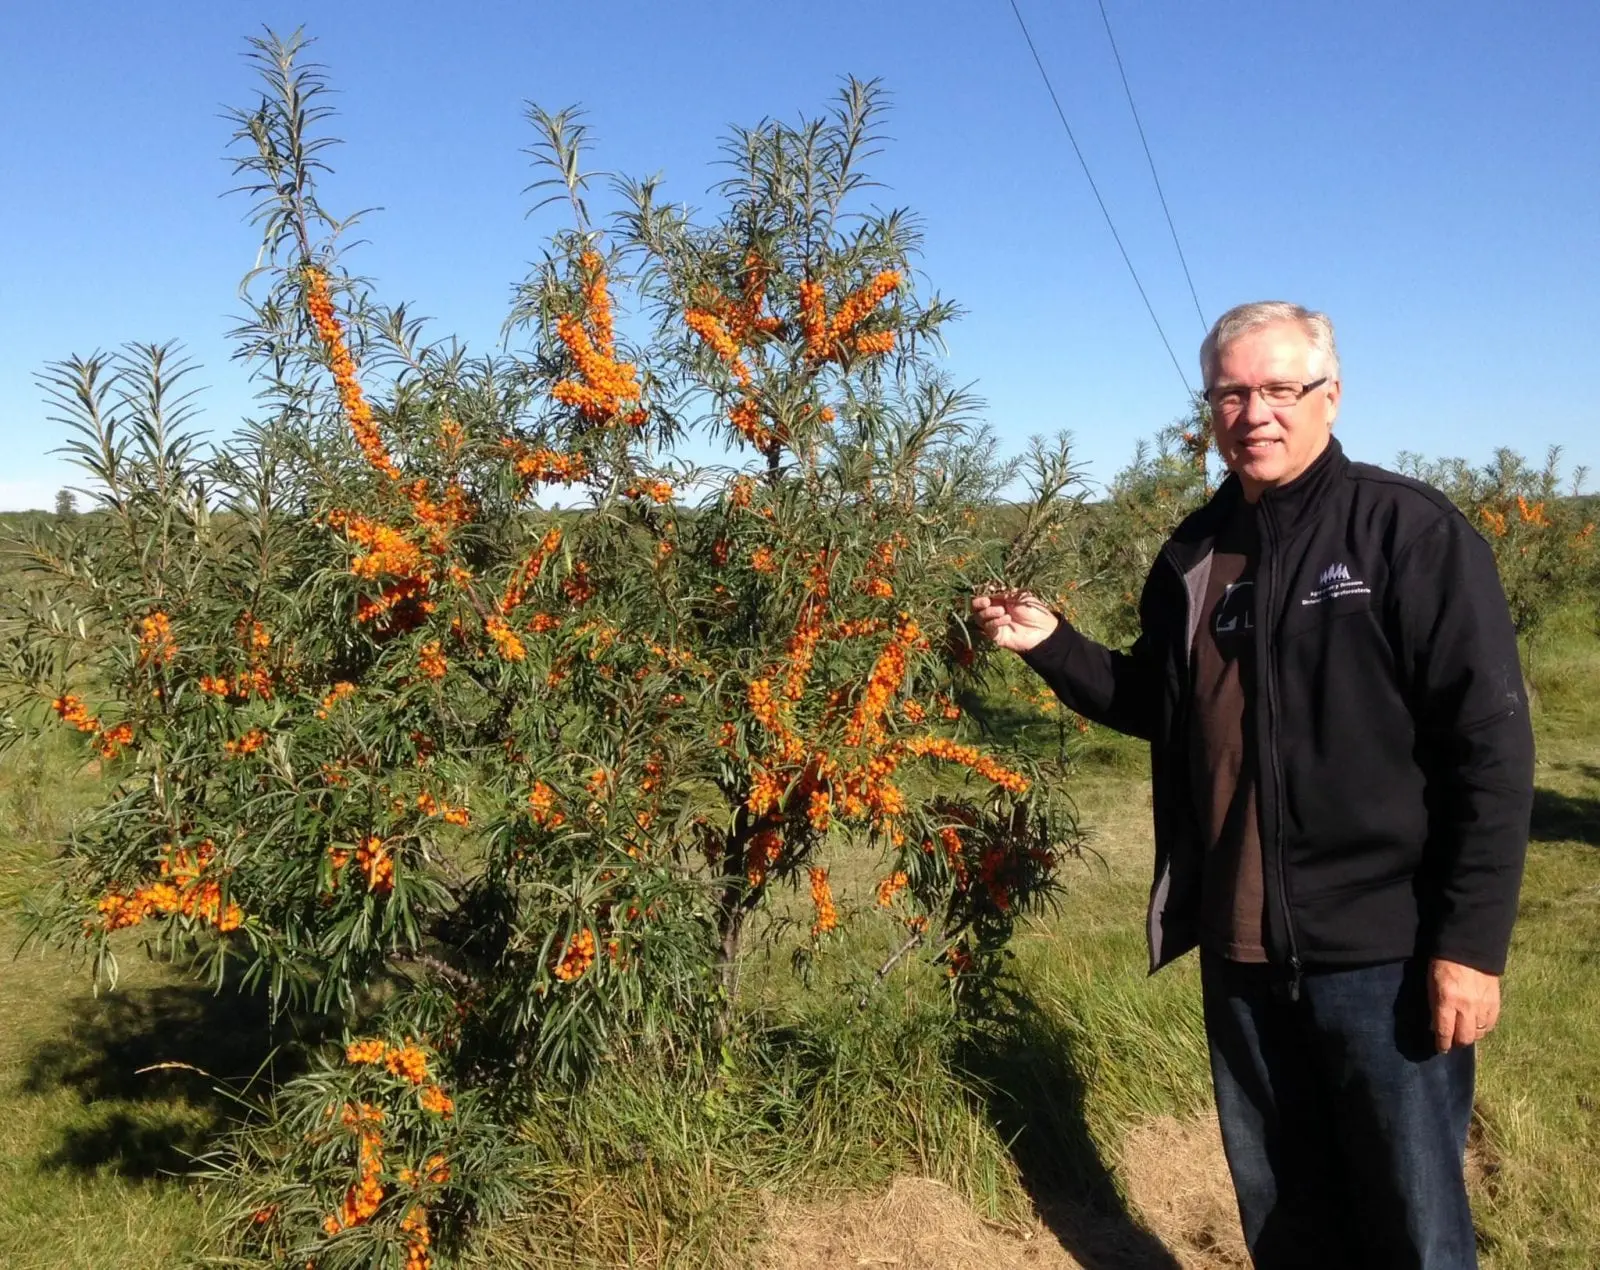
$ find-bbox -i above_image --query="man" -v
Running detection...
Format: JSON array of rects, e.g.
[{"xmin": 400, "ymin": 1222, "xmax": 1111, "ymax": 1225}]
[{"xmin": 972, "ymin": 301, "xmax": 1532, "ymax": 1269}]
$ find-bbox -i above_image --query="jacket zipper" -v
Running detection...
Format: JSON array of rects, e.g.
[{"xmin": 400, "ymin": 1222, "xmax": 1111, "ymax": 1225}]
[{"xmin": 1259, "ymin": 499, "xmax": 1304, "ymax": 1000}]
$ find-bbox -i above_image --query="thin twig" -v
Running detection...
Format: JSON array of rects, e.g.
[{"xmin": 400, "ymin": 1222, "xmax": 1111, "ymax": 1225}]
[
  {"xmin": 856, "ymin": 929, "xmax": 925, "ymax": 1009},
  {"xmin": 390, "ymin": 951, "xmax": 477, "ymax": 989}
]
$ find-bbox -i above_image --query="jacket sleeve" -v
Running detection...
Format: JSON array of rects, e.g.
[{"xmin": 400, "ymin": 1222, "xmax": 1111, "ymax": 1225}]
[
  {"xmin": 1020, "ymin": 563, "xmax": 1167, "ymax": 743},
  {"xmin": 1392, "ymin": 511, "xmax": 1534, "ymax": 974}
]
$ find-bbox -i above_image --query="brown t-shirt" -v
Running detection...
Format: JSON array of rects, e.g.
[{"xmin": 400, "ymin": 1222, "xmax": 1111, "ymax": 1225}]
[{"xmin": 1189, "ymin": 501, "xmax": 1267, "ymax": 963}]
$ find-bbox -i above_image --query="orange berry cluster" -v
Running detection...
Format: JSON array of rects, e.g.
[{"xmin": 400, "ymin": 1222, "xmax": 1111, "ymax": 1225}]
[
  {"xmin": 551, "ymin": 253, "xmax": 644, "ymax": 424},
  {"xmin": 416, "ymin": 791, "xmax": 470, "ymax": 826},
  {"xmin": 782, "ymin": 597, "xmax": 827, "ymax": 702},
  {"xmin": 342, "ymin": 517, "xmax": 425, "ymax": 581},
  {"xmin": 397, "ymin": 1154, "xmax": 451, "ymax": 1187},
  {"xmin": 305, "ymin": 267, "xmax": 400, "ymax": 480},
  {"xmin": 403, "ymin": 479, "xmax": 473, "ymax": 555},
  {"xmin": 223, "ymin": 728, "xmax": 266, "ymax": 758},
  {"xmin": 623, "ymin": 478, "xmax": 675, "ymax": 504},
  {"xmin": 727, "ymin": 397, "xmax": 774, "ymax": 451},
  {"xmin": 327, "ymin": 491, "xmax": 464, "ymax": 635},
  {"xmin": 799, "ymin": 270, "xmax": 901, "ymax": 362},
  {"xmin": 747, "ymin": 678, "xmax": 781, "ymax": 733},
  {"xmin": 1516, "ymin": 495, "xmax": 1551, "ymax": 528},
  {"xmin": 137, "ymin": 612, "xmax": 176, "ymax": 666},
  {"xmin": 808, "ymin": 866, "xmax": 838, "ymax": 935},
  {"xmin": 198, "ymin": 667, "xmax": 273, "ymax": 702},
  {"xmin": 684, "ymin": 308, "xmax": 752, "ymax": 384},
  {"xmin": 903, "ymin": 736, "xmax": 1030, "ymax": 794},
  {"xmin": 500, "ymin": 527, "xmax": 564, "ymax": 615},
  {"xmin": 327, "ymin": 511, "xmax": 437, "ymax": 632},
  {"xmin": 745, "ymin": 828, "xmax": 783, "ymax": 888},
  {"xmin": 322, "ymin": 1102, "xmax": 387, "ymax": 1234},
  {"xmin": 51, "ymin": 693, "xmax": 135, "ymax": 759},
  {"xmin": 875, "ymin": 870, "xmax": 909, "ymax": 908},
  {"xmin": 978, "ymin": 845, "xmax": 1016, "ymax": 913},
  {"xmin": 687, "ymin": 254, "xmax": 782, "ymax": 363},
  {"xmin": 356, "ymin": 835, "xmax": 394, "ymax": 893},
  {"xmin": 561, "ymin": 562, "xmax": 595, "ymax": 605},
  {"xmin": 485, "ymin": 616, "xmax": 527, "ymax": 662},
  {"xmin": 681, "ymin": 257, "xmax": 787, "ymax": 454},
  {"xmin": 237, "ymin": 614, "xmax": 271, "ymax": 657},
  {"xmin": 746, "ymin": 766, "xmax": 786, "ymax": 820},
  {"xmin": 553, "ymin": 928, "xmax": 597, "ymax": 981},
  {"xmin": 355, "ymin": 577, "xmax": 435, "ymax": 630},
  {"xmin": 527, "ymin": 782, "xmax": 565, "ymax": 829},
  {"xmin": 418, "ymin": 1084, "xmax": 455, "ymax": 1116},
  {"xmin": 844, "ymin": 616, "xmax": 923, "ymax": 748},
  {"xmin": 344, "ymin": 1037, "xmax": 456, "ymax": 1116},
  {"xmin": 855, "ymin": 535, "xmax": 904, "ymax": 600},
  {"xmin": 316, "ymin": 681, "xmax": 357, "ymax": 719},
  {"xmin": 417, "ymin": 641, "xmax": 448, "ymax": 680},
  {"xmin": 348, "ymin": 1037, "xmax": 428, "ymax": 1083},
  {"xmin": 807, "ymin": 789, "xmax": 833, "ymax": 832},
  {"xmin": 686, "ymin": 254, "xmax": 787, "ymax": 450},
  {"xmin": 400, "ymin": 1204, "xmax": 433, "ymax": 1270},
  {"xmin": 97, "ymin": 840, "xmax": 243, "ymax": 933},
  {"xmin": 929, "ymin": 826, "xmax": 969, "ymax": 885},
  {"xmin": 505, "ymin": 442, "xmax": 591, "ymax": 491}
]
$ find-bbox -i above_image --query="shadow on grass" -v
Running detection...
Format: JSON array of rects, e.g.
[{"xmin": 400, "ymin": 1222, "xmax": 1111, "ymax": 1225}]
[
  {"xmin": 1530, "ymin": 783, "xmax": 1600, "ymax": 846},
  {"xmin": 21, "ymin": 978, "xmax": 334, "ymax": 1178},
  {"xmin": 958, "ymin": 989, "xmax": 1183, "ymax": 1270},
  {"xmin": 964, "ymin": 691, "xmax": 1148, "ymax": 776}
]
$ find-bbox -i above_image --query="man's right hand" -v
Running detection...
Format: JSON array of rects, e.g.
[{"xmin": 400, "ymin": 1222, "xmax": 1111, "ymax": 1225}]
[{"xmin": 970, "ymin": 589, "xmax": 1060, "ymax": 655}]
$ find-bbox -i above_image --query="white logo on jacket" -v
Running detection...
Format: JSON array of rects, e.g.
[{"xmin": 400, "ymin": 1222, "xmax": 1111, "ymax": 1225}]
[{"xmin": 1302, "ymin": 561, "xmax": 1371, "ymax": 606}]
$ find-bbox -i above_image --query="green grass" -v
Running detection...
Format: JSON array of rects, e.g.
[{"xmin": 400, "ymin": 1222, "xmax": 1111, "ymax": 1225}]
[
  {"xmin": 3, "ymin": 628, "xmax": 1598, "ymax": 1267},
  {"xmin": 0, "ymin": 739, "xmax": 211, "ymax": 1269},
  {"xmin": 1467, "ymin": 618, "xmax": 1600, "ymax": 1268}
]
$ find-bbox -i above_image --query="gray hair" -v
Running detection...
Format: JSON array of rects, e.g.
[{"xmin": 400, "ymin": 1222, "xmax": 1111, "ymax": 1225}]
[{"xmin": 1200, "ymin": 301, "xmax": 1340, "ymax": 390}]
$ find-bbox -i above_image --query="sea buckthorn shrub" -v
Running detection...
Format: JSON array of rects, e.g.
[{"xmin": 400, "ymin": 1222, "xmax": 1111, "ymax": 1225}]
[
  {"xmin": 210, "ymin": 1033, "xmax": 525, "ymax": 1267},
  {"xmin": 0, "ymin": 33, "xmax": 1084, "ymax": 1265},
  {"xmin": 1395, "ymin": 446, "xmax": 1597, "ymax": 660}
]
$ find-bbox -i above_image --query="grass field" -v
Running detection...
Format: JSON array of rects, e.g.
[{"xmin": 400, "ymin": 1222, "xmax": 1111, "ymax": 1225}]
[{"xmin": 2, "ymin": 623, "xmax": 1596, "ymax": 1268}]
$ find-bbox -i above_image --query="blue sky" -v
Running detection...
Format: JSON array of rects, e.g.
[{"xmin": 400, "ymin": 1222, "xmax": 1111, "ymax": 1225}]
[{"xmin": 2, "ymin": 1, "xmax": 1595, "ymax": 509}]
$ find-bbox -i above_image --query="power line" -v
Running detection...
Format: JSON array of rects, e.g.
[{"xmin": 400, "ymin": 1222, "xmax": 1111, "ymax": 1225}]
[
  {"xmin": 1003, "ymin": 0, "xmax": 1194, "ymax": 398},
  {"xmin": 1096, "ymin": 0, "xmax": 1207, "ymax": 331}
]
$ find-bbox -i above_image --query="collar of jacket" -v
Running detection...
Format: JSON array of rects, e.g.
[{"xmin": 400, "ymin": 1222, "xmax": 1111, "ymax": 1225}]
[{"xmin": 1165, "ymin": 435, "xmax": 1349, "ymax": 569}]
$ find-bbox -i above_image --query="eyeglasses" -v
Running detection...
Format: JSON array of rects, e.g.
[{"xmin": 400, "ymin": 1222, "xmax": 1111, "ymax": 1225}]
[{"xmin": 1205, "ymin": 377, "xmax": 1328, "ymax": 413}]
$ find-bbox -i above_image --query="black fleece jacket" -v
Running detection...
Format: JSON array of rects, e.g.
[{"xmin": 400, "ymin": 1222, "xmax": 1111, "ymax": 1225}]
[{"xmin": 1023, "ymin": 438, "xmax": 1533, "ymax": 977}]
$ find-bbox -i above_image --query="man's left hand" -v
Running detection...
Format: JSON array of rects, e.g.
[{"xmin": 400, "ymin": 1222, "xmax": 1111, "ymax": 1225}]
[{"xmin": 1429, "ymin": 958, "xmax": 1501, "ymax": 1052}]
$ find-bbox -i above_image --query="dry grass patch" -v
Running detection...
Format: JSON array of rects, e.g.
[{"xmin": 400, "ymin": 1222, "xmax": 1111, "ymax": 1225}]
[
  {"xmin": 1121, "ymin": 1113, "xmax": 1247, "ymax": 1270},
  {"xmin": 760, "ymin": 1175, "xmax": 1084, "ymax": 1270}
]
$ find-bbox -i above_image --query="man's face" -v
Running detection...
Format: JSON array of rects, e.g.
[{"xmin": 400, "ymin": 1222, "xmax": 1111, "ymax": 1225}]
[{"xmin": 1208, "ymin": 322, "xmax": 1341, "ymax": 500}]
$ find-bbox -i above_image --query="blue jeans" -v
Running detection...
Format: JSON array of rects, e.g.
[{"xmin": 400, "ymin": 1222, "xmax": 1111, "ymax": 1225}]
[{"xmin": 1200, "ymin": 953, "xmax": 1477, "ymax": 1270}]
